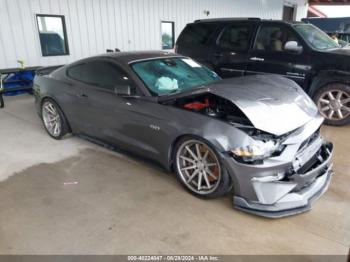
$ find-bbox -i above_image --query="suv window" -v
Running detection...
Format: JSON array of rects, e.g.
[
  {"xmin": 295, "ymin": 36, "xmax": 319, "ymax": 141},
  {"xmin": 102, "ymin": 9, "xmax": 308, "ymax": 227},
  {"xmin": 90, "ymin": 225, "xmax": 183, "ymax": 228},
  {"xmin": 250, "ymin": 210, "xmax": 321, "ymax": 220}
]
[
  {"xmin": 179, "ymin": 23, "xmax": 218, "ymax": 45},
  {"xmin": 218, "ymin": 24, "xmax": 253, "ymax": 51},
  {"xmin": 254, "ymin": 24, "xmax": 300, "ymax": 52},
  {"xmin": 294, "ymin": 24, "xmax": 339, "ymax": 50},
  {"xmin": 67, "ymin": 61, "xmax": 136, "ymax": 93}
]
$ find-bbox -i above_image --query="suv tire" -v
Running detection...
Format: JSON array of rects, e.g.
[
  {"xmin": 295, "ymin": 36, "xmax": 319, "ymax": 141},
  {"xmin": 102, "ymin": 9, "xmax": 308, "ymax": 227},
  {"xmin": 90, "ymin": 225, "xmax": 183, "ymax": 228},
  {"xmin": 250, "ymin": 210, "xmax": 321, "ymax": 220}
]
[{"xmin": 313, "ymin": 83, "xmax": 350, "ymax": 126}]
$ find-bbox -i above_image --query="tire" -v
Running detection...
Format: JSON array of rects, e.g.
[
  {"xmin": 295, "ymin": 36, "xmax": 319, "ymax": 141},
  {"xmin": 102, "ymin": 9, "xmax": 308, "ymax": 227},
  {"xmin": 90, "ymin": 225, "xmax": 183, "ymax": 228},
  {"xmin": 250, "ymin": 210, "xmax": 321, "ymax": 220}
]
[
  {"xmin": 173, "ymin": 136, "xmax": 231, "ymax": 199},
  {"xmin": 41, "ymin": 98, "xmax": 70, "ymax": 139},
  {"xmin": 0, "ymin": 93, "xmax": 4, "ymax": 108},
  {"xmin": 313, "ymin": 83, "xmax": 350, "ymax": 126}
]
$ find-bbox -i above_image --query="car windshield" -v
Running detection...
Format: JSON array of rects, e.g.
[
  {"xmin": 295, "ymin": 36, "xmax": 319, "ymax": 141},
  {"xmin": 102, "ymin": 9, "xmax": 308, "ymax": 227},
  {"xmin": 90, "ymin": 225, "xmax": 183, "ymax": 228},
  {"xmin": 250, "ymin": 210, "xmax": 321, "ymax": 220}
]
[
  {"xmin": 131, "ymin": 57, "xmax": 221, "ymax": 96},
  {"xmin": 294, "ymin": 24, "xmax": 340, "ymax": 50}
]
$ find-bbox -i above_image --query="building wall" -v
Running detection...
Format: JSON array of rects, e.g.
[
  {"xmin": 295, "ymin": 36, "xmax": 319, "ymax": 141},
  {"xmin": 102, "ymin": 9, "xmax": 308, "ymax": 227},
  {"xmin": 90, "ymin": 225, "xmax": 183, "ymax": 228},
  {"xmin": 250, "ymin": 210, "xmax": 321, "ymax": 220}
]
[{"xmin": 0, "ymin": 0, "xmax": 308, "ymax": 69}]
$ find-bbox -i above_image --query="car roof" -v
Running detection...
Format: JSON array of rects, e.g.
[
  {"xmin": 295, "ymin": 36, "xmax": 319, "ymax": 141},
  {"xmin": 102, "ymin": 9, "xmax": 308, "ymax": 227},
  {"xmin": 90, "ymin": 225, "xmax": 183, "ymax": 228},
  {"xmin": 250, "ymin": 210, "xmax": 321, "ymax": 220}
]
[
  {"xmin": 86, "ymin": 51, "xmax": 183, "ymax": 64},
  {"xmin": 193, "ymin": 17, "xmax": 261, "ymax": 23},
  {"xmin": 193, "ymin": 17, "xmax": 303, "ymax": 25}
]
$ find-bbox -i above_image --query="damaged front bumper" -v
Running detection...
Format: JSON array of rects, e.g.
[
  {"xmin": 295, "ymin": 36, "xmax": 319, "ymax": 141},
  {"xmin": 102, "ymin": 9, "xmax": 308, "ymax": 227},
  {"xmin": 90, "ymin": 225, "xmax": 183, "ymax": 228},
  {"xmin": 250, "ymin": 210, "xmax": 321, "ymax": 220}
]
[
  {"xmin": 234, "ymin": 142, "xmax": 333, "ymax": 218},
  {"xmin": 222, "ymin": 117, "xmax": 334, "ymax": 218}
]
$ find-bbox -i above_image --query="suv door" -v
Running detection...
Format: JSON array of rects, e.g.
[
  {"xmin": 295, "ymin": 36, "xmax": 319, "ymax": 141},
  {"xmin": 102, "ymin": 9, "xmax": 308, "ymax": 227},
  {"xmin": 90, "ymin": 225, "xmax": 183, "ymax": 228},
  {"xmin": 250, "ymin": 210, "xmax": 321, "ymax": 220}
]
[
  {"xmin": 247, "ymin": 22, "xmax": 312, "ymax": 87},
  {"xmin": 210, "ymin": 22, "xmax": 256, "ymax": 78}
]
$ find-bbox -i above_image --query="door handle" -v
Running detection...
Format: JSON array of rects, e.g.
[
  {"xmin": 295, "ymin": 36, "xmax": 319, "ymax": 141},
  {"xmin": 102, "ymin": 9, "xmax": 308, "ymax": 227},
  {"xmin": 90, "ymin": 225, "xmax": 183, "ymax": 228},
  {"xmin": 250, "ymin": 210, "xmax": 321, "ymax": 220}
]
[
  {"xmin": 250, "ymin": 57, "xmax": 264, "ymax": 62},
  {"xmin": 214, "ymin": 52, "xmax": 223, "ymax": 57},
  {"xmin": 77, "ymin": 92, "xmax": 88, "ymax": 98}
]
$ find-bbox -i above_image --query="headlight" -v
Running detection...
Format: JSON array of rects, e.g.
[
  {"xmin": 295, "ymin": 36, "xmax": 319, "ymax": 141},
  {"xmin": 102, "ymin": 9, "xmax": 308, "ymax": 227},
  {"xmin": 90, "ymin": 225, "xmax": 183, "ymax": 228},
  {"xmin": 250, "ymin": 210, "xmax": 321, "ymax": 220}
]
[{"xmin": 231, "ymin": 140, "xmax": 281, "ymax": 162}]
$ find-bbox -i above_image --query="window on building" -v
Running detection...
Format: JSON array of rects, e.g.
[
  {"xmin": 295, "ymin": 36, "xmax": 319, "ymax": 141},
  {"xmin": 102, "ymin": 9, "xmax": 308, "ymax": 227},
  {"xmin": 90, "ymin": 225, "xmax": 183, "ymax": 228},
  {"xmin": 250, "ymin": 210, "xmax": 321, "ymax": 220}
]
[
  {"xmin": 254, "ymin": 25, "xmax": 300, "ymax": 52},
  {"xmin": 218, "ymin": 24, "xmax": 254, "ymax": 51},
  {"xmin": 282, "ymin": 5, "xmax": 296, "ymax": 21},
  {"xmin": 36, "ymin": 14, "xmax": 69, "ymax": 56},
  {"xmin": 161, "ymin": 21, "xmax": 175, "ymax": 50}
]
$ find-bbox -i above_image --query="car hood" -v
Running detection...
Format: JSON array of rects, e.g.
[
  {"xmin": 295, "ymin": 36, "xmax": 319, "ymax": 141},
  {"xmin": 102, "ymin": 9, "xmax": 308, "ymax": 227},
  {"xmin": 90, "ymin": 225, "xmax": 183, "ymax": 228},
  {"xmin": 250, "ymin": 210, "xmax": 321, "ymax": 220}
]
[
  {"xmin": 325, "ymin": 46, "xmax": 350, "ymax": 56},
  {"xmin": 204, "ymin": 75, "xmax": 319, "ymax": 136}
]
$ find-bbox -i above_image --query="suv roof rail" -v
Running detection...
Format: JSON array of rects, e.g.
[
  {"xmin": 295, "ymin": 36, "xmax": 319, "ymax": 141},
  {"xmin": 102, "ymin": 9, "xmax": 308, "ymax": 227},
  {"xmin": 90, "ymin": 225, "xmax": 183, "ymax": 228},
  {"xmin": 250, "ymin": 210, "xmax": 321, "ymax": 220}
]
[{"xmin": 194, "ymin": 17, "xmax": 261, "ymax": 23}]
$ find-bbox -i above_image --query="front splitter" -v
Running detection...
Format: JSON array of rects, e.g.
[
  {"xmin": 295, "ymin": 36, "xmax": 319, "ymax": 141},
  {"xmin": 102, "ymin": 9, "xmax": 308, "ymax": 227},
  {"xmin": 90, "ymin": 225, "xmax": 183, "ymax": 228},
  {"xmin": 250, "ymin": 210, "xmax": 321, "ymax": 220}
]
[{"xmin": 232, "ymin": 169, "xmax": 334, "ymax": 218}]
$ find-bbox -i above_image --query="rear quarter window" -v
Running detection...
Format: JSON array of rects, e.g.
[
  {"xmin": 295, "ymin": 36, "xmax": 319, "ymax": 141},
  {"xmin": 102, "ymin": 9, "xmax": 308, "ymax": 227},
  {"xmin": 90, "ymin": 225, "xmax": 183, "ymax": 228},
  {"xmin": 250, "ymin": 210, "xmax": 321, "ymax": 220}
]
[
  {"xmin": 218, "ymin": 24, "xmax": 254, "ymax": 51},
  {"xmin": 178, "ymin": 23, "xmax": 218, "ymax": 45}
]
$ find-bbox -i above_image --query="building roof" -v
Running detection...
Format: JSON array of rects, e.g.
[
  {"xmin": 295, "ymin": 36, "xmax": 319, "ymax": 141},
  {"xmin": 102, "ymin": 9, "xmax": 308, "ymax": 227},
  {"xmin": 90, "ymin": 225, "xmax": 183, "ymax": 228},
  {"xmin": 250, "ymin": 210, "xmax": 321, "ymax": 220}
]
[
  {"xmin": 308, "ymin": 6, "xmax": 327, "ymax": 17},
  {"xmin": 309, "ymin": 0, "xmax": 350, "ymax": 5}
]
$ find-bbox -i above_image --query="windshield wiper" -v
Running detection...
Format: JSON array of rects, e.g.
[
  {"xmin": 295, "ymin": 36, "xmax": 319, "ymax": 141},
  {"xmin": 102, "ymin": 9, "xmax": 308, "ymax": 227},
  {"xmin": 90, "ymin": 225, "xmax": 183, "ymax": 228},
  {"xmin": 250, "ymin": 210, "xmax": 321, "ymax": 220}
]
[{"xmin": 158, "ymin": 89, "xmax": 181, "ymax": 96}]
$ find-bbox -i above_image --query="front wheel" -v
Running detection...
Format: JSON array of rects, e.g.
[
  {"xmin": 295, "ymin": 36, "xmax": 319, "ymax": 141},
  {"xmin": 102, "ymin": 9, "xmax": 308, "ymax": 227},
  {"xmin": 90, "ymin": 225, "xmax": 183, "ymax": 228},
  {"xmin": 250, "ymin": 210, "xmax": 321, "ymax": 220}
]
[
  {"xmin": 41, "ymin": 99, "xmax": 69, "ymax": 139},
  {"xmin": 313, "ymin": 83, "xmax": 350, "ymax": 126},
  {"xmin": 174, "ymin": 137, "xmax": 231, "ymax": 199}
]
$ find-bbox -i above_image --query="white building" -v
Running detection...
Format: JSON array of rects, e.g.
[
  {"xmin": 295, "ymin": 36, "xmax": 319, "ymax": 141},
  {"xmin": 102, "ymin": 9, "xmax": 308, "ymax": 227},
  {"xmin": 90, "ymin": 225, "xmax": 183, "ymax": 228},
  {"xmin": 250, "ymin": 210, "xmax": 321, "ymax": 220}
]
[{"xmin": 0, "ymin": 0, "xmax": 308, "ymax": 69}]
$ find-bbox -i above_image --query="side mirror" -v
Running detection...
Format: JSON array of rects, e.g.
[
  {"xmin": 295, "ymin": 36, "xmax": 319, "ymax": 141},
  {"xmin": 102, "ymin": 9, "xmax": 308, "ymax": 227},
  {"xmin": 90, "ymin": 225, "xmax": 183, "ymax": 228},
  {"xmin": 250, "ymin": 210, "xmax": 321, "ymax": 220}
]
[
  {"xmin": 114, "ymin": 85, "xmax": 131, "ymax": 96},
  {"xmin": 284, "ymin": 41, "xmax": 303, "ymax": 53}
]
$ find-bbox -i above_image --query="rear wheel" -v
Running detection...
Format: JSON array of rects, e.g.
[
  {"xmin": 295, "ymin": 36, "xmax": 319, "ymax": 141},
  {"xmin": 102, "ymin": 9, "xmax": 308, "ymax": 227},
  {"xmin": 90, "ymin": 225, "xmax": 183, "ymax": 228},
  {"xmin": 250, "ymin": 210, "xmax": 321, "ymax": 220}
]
[
  {"xmin": 174, "ymin": 137, "xmax": 231, "ymax": 199},
  {"xmin": 313, "ymin": 83, "xmax": 350, "ymax": 126},
  {"xmin": 41, "ymin": 99, "xmax": 69, "ymax": 139}
]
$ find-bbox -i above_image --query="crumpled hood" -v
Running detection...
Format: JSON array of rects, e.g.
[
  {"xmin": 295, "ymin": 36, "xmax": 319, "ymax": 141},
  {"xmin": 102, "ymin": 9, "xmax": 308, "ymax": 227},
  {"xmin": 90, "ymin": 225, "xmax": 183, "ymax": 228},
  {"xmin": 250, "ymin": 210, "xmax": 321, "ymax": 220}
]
[{"xmin": 206, "ymin": 75, "xmax": 320, "ymax": 136}]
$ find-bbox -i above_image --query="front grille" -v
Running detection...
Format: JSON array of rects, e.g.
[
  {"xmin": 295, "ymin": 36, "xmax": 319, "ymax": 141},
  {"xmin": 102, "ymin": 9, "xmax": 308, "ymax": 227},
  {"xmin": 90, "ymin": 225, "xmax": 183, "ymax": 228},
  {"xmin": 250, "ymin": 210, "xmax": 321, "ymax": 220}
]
[
  {"xmin": 297, "ymin": 143, "xmax": 331, "ymax": 175},
  {"xmin": 298, "ymin": 128, "xmax": 320, "ymax": 153},
  {"xmin": 292, "ymin": 143, "xmax": 333, "ymax": 191},
  {"xmin": 291, "ymin": 129, "xmax": 322, "ymax": 174},
  {"xmin": 297, "ymin": 149, "xmax": 320, "ymax": 174}
]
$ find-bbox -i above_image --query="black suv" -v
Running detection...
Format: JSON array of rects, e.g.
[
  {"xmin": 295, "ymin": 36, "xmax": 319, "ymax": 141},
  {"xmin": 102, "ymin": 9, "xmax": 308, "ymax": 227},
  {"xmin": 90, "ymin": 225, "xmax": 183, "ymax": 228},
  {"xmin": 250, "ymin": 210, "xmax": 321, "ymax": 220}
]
[{"xmin": 176, "ymin": 18, "xmax": 350, "ymax": 126}]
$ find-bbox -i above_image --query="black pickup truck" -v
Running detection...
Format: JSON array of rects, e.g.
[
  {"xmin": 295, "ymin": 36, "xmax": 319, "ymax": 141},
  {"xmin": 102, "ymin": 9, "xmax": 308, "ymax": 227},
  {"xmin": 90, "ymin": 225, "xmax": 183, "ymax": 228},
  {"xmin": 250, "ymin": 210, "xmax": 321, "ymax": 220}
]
[{"xmin": 175, "ymin": 18, "xmax": 350, "ymax": 126}]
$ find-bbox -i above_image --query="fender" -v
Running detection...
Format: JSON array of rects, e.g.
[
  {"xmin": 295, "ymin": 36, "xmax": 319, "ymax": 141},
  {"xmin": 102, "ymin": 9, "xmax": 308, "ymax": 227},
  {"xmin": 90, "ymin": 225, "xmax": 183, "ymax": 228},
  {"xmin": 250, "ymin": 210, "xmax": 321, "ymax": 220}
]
[{"xmin": 309, "ymin": 70, "xmax": 350, "ymax": 97}]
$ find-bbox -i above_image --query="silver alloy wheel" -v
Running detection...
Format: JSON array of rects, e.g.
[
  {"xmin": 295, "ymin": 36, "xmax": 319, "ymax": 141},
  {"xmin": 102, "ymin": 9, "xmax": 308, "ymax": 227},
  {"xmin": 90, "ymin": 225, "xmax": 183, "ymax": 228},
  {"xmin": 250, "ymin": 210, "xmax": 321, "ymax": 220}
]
[
  {"xmin": 176, "ymin": 139, "xmax": 221, "ymax": 195},
  {"xmin": 42, "ymin": 101, "xmax": 62, "ymax": 137},
  {"xmin": 317, "ymin": 88, "xmax": 350, "ymax": 121}
]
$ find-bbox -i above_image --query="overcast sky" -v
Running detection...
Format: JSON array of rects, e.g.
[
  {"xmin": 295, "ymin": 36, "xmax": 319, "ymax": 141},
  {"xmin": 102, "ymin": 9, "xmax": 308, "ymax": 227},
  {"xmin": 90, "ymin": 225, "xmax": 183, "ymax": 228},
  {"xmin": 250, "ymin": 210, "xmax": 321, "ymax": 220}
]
[{"xmin": 314, "ymin": 5, "xmax": 350, "ymax": 18}]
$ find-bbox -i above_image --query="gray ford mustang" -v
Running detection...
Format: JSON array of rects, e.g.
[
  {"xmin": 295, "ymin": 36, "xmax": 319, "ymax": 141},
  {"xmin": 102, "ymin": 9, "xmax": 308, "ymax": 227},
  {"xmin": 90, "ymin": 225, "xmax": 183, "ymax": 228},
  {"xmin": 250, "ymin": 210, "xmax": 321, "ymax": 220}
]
[{"xmin": 34, "ymin": 51, "xmax": 334, "ymax": 218}]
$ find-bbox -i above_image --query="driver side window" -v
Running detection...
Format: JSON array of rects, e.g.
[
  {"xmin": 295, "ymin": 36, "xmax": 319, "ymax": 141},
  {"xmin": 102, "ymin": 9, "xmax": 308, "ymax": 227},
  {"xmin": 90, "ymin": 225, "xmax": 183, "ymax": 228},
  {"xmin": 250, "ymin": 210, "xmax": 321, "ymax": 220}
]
[
  {"xmin": 67, "ymin": 61, "xmax": 138, "ymax": 95},
  {"xmin": 254, "ymin": 25, "xmax": 300, "ymax": 52}
]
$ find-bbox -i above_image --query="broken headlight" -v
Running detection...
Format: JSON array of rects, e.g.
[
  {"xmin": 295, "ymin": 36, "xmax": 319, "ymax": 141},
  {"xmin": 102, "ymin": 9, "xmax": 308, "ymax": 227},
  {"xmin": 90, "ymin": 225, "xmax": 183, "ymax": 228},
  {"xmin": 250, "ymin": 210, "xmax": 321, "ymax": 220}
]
[{"xmin": 231, "ymin": 140, "xmax": 283, "ymax": 163}]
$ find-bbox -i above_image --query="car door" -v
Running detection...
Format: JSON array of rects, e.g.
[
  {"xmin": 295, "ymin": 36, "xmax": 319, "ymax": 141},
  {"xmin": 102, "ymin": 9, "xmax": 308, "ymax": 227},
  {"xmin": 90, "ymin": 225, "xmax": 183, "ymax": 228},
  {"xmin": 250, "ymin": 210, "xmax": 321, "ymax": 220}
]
[
  {"xmin": 66, "ymin": 59, "xmax": 167, "ymax": 159},
  {"xmin": 246, "ymin": 22, "xmax": 312, "ymax": 87},
  {"xmin": 63, "ymin": 62, "xmax": 94, "ymax": 133},
  {"xmin": 210, "ymin": 22, "xmax": 256, "ymax": 78}
]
